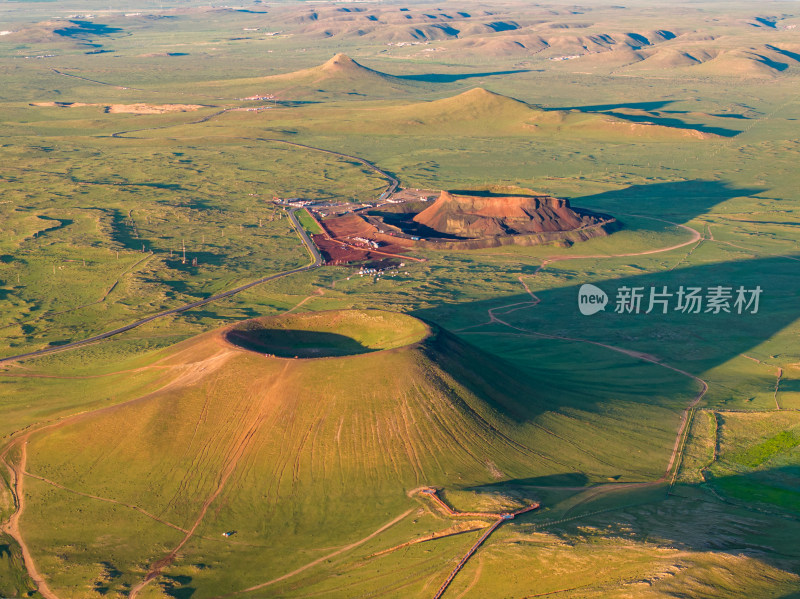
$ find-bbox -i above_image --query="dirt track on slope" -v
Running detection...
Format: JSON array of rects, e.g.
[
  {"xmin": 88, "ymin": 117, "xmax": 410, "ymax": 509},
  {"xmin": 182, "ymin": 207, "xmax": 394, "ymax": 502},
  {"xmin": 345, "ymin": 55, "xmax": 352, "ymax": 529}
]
[
  {"xmin": 415, "ymin": 488, "xmax": 539, "ymax": 599},
  {"xmin": 24, "ymin": 471, "xmax": 189, "ymax": 533},
  {"xmin": 128, "ymin": 361, "xmax": 292, "ymax": 598},
  {"xmin": 461, "ymin": 215, "xmax": 709, "ymax": 487},
  {"xmin": 0, "ymin": 441, "xmax": 59, "ymax": 599},
  {"xmin": 0, "ymin": 349, "xmax": 233, "ymax": 599},
  {"xmin": 220, "ymin": 509, "xmax": 415, "ymax": 596}
]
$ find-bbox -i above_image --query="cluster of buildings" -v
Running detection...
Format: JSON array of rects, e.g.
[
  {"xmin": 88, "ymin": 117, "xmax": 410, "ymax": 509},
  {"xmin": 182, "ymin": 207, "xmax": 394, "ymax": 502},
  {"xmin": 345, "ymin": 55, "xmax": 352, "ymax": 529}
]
[
  {"xmin": 238, "ymin": 94, "xmax": 276, "ymax": 101},
  {"xmin": 357, "ymin": 264, "xmax": 401, "ymax": 277},
  {"xmin": 351, "ymin": 236, "xmax": 381, "ymax": 249},
  {"xmin": 386, "ymin": 41, "xmax": 429, "ymax": 47}
]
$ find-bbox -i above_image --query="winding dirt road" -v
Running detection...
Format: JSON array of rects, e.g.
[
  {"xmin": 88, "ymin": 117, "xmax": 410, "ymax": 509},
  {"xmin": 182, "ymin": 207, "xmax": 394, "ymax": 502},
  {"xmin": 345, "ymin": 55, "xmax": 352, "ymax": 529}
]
[
  {"xmin": 459, "ymin": 214, "xmax": 709, "ymax": 486},
  {"xmin": 416, "ymin": 488, "xmax": 539, "ymax": 599},
  {"xmin": 0, "ymin": 441, "xmax": 59, "ymax": 599}
]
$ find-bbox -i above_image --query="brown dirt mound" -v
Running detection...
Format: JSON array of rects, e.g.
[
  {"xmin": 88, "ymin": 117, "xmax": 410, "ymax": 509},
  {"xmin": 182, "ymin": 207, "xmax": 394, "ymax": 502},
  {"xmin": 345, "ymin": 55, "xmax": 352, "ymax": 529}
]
[
  {"xmin": 323, "ymin": 212, "xmax": 375, "ymax": 237},
  {"xmin": 31, "ymin": 102, "xmax": 207, "ymax": 114},
  {"xmin": 106, "ymin": 103, "xmax": 206, "ymax": 114},
  {"xmin": 314, "ymin": 213, "xmax": 416, "ymax": 264},
  {"xmin": 413, "ymin": 190, "xmax": 604, "ymax": 239}
]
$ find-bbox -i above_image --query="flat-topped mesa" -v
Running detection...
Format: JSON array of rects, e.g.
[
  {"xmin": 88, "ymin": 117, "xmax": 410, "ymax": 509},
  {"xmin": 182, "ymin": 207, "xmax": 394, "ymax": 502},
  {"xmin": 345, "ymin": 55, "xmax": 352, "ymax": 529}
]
[{"xmin": 413, "ymin": 190, "xmax": 604, "ymax": 239}]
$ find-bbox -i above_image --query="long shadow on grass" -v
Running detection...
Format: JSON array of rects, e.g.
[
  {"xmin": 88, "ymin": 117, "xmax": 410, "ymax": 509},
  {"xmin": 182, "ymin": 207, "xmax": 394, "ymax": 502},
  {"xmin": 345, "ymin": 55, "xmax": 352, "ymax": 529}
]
[
  {"xmin": 396, "ymin": 69, "xmax": 532, "ymax": 83},
  {"xmin": 572, "ymin": 179, "xmax": 765, "ymax": 221},
  {"xmin": 415, "ymin": 251, "xmax": 800, "ymax": 422},
  {"xmin": 54, "ymin": 21, "xmax": 124, "ymax": 38},
  {"xmin": 464, "ymin": 467, "xmax": 800, "ymax": 582},
  {"xmin": 545, "ymin": 100, "xmax": 745, "ymax": 137}
]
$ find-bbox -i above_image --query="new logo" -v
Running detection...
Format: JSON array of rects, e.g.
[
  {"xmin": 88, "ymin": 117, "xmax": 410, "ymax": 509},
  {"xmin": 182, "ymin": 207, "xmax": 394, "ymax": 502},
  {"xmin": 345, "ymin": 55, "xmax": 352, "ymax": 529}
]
[{"xmin": 578, "ymin": 284, "xmax": 608, "ymax": 316}]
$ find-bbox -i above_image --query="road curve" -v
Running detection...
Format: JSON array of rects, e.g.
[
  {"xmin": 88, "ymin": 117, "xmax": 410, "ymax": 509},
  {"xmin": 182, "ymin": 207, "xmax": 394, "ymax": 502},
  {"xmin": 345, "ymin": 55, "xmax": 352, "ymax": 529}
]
[
  {"xmin": 259, "ymin": 138, "xmax": 400, "ymax": 198},
  {"xmin": 0, "ymin": 133, "xmax": 399, "ymax": 366},
  {"xmin": 0, "ymin": 209, "xmax": 321, "ymax": 365}
]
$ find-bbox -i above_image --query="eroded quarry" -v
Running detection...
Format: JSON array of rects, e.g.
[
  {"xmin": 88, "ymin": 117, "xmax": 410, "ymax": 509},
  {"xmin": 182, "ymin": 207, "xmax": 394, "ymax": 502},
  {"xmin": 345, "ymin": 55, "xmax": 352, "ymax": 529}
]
[
  {"xmin": 313, "ymin": 188, "xmax": 616, "ymax": 262},
  {"xmin": 412, "ymin": 190, "xmax": 614, "ymax": 242}
]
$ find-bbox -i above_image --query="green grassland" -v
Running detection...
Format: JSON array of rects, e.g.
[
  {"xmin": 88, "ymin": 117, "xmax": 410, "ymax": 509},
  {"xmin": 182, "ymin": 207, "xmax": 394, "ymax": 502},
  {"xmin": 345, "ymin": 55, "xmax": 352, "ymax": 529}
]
[
  {"xmin": 15, "ymin": 312, "xmax": 694, "ymax": 596},
  {"xmin": 293, "ymin": 209, "xmax": 322, "ymax": 235},
  {"xmin": 1, "ymin": 0, "xmax": 800, "ymax": 597}
]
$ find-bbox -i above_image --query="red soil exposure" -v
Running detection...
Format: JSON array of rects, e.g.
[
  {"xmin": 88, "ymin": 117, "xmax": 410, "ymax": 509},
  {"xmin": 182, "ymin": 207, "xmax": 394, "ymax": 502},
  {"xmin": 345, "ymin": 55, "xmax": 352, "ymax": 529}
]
[
  {"xmin": 316, "ymin": 212, "xmax": 416, "ymax": 263},
  {"xmin": 312, "ymin": 235, "xmax": 385, "ymax": 263},
  {"xmin": 324, "ymin": 213, "xmax": 413, "ymax": 248},
  {"xmin": 323, "ymin": 212, "xmax": 375, "ymax": 237},
  {"xmin": 413, "ymin": 190, "xmax": 604, "ymax": 238}
]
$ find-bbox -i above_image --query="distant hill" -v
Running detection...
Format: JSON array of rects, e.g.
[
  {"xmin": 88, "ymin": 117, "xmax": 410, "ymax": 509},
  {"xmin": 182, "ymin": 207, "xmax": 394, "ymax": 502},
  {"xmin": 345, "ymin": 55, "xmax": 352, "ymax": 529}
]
[
  {"xmin": 208, "ymin": 53, "xmax": 420, "ymax": 99},
  {"xmin": 567, "ymin": 42, "xmax": 800, "ymax": 77},
  {"xmin": 388, "ymin": 87, "xmax": 542, "ymax": 128},
  {"xmin": 264, "ymin": 53, "xmax": 402, "ymax": 86},
  {"xmin": 344, "ymin": 87, "xmax": 720, "ymax": 140},
  {"xmin": 685, "ymin": 47, "xmax": 797, "ymax": 77}
]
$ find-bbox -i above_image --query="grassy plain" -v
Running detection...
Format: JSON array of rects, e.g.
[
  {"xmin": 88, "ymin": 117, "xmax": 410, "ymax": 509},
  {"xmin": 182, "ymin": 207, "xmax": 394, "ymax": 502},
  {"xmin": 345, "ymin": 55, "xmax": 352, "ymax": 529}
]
[{"xmin": 1, "ymin": 0, "xmax": 800, "ymax": 597}]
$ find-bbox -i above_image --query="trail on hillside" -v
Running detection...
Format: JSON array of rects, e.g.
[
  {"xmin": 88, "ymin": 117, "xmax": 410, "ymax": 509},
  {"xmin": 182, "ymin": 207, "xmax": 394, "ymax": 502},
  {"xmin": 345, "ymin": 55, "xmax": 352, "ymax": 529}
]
[
  {"xmin": 0, "ymin": 441, "xmax": 60, "ymax": 599},
  {"xmin": 224, "ymin": 508, "xmax": 415, "ymax": 596},
  {"xmin": 24, "ymin": 471, "xmax": 189, "ymax": 533},
  {"xmin": 128, "ymin": 361, "xmax": 292, "ymax": 598},
  {"xmin": 0, "ymin": 349, "xmax": 233, "ymax": 598},
  {"xmin": 460, "ymin": 215, "xmax": 709, "ymax": 487},
  {"xmin": 415, "ymin": 488, "xmax": 538, "ymax": 599}
]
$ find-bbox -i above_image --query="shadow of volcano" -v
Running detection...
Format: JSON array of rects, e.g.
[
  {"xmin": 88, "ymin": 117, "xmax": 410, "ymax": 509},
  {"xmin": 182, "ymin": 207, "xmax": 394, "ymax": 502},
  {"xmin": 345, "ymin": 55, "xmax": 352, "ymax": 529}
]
[
  {"xmin": 551, "ymin": 100, "xmax": 676, "ymax": 112},
  {"xmin": 567, "ymin": 179, "xmax": 766, "ymax": 221},
  {"xmin": 470, "ymin": 473, "xmax": 591, "ymax": 488},
  {"xmin": 545, "ymin": 100, "xmax": 744, "ymax": 137},
  {"xmin": 411, "ymin": 180, "xmax": 796, "ymax": 430},
  {"xmin": 396, "ymin": 69, "xmax": 532, "ymax": 83},
  {"xmin": 456, "ymin": 467, "xmax": 800, "ymax": 591},
  {"xmin": 54, "ymin": 21, "xmax": 124, "ymax": 38},
  {"xmin": 418, "ymin": 251, "xmax": 800, "ymax": 413}
]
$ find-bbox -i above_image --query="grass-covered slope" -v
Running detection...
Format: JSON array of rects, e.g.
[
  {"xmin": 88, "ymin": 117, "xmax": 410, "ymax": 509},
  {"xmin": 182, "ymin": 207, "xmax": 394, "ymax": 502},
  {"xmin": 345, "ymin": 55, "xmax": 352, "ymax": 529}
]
[
  {"xmin": 205, "ymin": 53, "xmax": 421, "ymax": 100},
  {"xmin": 232, "ymin": 87, "xmax": 721, "ymax": 140},
  {"xmin": 19, "ymin": 309, "xmax": 688, "ymax": 596}
]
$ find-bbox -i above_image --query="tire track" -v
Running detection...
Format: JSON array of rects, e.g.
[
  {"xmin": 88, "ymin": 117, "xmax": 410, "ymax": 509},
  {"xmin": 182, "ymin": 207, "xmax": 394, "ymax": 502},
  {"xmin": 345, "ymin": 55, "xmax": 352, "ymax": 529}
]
[
  {"xmin": 128, "ymin": 362, "xmax": 291, "ymax": 598},
  {"xmin": 0, "ymin": 441, "xmax": 60, "ymax": 599},
  {"xmin": 462, "ymin": 216, "xmax": 709, "ymax": 483},
  {"xmin": 415, "ymin": 488, "xmax": 539, "ymax": 599},
  {"xmin": 219, "ymin": 509, "xmax": 414, "ymax": 597},
  {"xmin": 23, "ymin": 471, "xmax": 188, "ymax": 534}
]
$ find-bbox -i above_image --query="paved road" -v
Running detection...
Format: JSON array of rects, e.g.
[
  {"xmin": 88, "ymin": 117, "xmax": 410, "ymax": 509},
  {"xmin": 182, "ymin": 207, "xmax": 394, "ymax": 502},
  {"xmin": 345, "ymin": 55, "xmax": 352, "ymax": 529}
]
[
  {"xmin": 261, "ymin": 138, "xmax": 400, "ymax": 197},
  {"xmin": 0, "ymin": 209, "xmax": 322, "ymax": 365},
  {"xmin": 0, "ymin": 133, "xmax": 395, "ymax": 366}
]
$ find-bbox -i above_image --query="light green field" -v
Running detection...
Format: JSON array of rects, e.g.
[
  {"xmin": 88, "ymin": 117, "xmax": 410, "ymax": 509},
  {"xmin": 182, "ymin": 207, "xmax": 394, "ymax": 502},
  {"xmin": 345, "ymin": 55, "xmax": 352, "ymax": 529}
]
[
  {"xmin": 1, "ymin": 0, "xmax": 800, "ymax": 597},
  {"xmin": 12, "ymin": 311, "xmax": 692, "ymax": 597}
]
